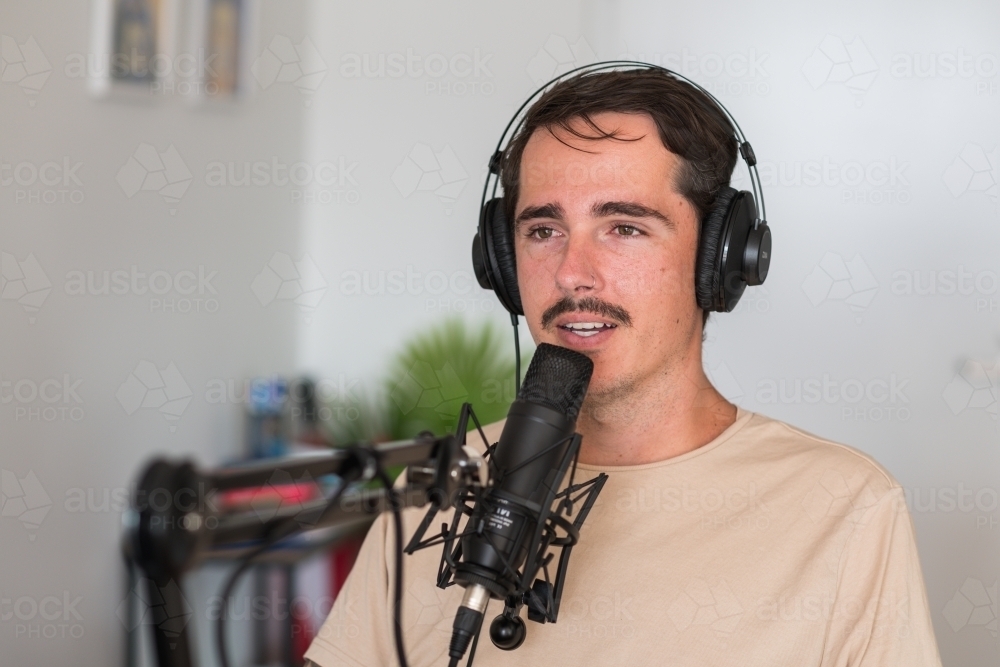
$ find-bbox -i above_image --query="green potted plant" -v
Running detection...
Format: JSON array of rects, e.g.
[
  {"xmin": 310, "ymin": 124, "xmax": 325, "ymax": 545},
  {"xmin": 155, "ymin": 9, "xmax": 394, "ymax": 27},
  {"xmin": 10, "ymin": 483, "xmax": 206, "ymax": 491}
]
[{"xmin": 322, "ymin": 317, "xmax": 530, "ymax": 448}]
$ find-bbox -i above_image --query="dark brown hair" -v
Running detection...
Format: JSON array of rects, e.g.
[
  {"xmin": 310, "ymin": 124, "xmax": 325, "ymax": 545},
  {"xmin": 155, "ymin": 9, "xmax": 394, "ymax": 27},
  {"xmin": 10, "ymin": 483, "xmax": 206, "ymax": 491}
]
[{"xmin": 499, "ymin": 68, "xmax": 739, "ymax": 328}]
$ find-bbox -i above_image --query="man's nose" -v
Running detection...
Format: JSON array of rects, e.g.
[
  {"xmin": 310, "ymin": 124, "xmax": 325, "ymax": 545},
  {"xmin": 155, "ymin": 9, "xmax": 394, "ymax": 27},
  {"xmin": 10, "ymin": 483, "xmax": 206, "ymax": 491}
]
[{"xmin": 554, "ymin": 233, "xmax": 601, "ymax": 295}]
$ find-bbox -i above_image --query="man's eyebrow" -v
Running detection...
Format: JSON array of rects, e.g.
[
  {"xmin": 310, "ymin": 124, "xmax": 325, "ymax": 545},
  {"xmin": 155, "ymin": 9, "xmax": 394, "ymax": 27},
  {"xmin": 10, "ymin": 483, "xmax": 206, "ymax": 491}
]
[
  {"xmin": 514, "ymin": 203, "xmax": 565, "ymax": 229},
  {"xmin": 592, "ymin": 200, "xmax": 674, "ymax": 227}
]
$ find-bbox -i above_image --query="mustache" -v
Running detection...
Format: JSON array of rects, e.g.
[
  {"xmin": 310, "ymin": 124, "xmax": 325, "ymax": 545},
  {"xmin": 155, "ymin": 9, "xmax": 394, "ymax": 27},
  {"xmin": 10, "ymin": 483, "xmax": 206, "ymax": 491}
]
[{"xmin": 541, "ymin": 296, "xmax": 633, "ymax": 329}]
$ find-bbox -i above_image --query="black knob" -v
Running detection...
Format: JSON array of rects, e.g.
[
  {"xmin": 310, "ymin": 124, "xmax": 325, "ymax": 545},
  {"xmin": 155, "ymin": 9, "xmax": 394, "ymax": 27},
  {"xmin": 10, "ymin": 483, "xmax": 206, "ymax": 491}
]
[{"xmin": 489, "ymin": 613, "xmax": 526, "ymax": 651}]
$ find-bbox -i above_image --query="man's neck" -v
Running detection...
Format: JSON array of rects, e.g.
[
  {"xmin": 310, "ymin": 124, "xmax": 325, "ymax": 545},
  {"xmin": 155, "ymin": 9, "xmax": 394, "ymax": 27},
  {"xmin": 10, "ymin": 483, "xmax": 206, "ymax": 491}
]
[{"xmin": 573, "ymin": 363, "xmax": 738, "ymax": 467}]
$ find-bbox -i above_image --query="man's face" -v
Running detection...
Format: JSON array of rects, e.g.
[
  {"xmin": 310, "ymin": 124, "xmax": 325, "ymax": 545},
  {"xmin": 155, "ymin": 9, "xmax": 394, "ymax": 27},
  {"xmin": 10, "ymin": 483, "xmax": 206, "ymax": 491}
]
[{"xmin": 513, "ymin": 111, "xmax": 703, "ymax": 403}]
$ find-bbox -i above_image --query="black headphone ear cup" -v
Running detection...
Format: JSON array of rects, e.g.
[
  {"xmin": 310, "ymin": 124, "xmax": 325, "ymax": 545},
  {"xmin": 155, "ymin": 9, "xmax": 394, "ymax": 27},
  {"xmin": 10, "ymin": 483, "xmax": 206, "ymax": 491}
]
[
  {"xmin": 482, "ymin": 198, "xmax": 523, "ymax": 316},
  {"xmin": 471, "ymin": 232, "xmax": 491, "ymax": 289},
  {"xmin": 695, "ymin": 186, "xmax": 737, "ymax": 312}
]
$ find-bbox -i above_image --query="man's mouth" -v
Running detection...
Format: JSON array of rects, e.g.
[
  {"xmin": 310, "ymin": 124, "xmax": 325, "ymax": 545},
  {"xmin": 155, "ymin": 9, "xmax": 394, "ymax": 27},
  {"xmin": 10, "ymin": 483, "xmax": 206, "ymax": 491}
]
[{"xmin": 558, "ymin": 321, "xmax": 619, "ymax": 338}]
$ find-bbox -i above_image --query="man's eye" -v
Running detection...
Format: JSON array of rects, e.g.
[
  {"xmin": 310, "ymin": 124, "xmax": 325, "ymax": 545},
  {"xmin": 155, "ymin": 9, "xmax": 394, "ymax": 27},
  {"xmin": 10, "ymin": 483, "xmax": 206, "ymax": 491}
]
[
  {"xmin": 616, "ymin": 224, "xmax": 641, "ymax": 236},
  {"xmin": 529, "ymin": 227, "xmax": 554, "ymax": 239}
]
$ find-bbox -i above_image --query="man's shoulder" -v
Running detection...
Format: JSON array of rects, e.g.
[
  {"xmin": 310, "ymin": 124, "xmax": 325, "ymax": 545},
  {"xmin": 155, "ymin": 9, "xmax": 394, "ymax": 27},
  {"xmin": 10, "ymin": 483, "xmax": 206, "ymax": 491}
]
[{"xmin": 738, "ymin": 409, "xmax": 902, "ymax": 501}]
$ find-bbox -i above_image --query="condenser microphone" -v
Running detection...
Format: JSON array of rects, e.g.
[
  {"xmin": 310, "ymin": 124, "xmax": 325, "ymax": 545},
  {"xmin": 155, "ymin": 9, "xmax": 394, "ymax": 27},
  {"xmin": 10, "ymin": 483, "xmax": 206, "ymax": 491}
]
[{"xmin": 446, "ymin": 343, "xmax": 593, "ymax": 664}]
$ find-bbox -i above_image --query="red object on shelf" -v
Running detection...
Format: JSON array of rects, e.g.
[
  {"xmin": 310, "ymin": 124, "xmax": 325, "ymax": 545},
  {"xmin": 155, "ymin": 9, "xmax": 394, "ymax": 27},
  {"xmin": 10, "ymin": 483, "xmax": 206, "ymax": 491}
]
[
  {"xmin": 292, "ymin": 609, "xmax": 314, "ymax": 666},
  {"xmin": 330, "ymin": 535, "xmax": 364, "ymax": 599},
  {"xmin": 286, "ymin": 536, "xmax": 362, "ymax": 665}
]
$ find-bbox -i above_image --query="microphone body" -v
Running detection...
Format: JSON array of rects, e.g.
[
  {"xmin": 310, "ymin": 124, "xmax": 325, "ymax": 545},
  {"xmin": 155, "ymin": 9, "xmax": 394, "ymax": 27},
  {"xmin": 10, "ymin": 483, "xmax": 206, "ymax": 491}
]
[
  {"xmin": 454, "ymin": 400, "xmax": 575, "ymax": 598},
  {"xmin": 447, "ymin": 343, "xmax": 593, "ymax": 662}
]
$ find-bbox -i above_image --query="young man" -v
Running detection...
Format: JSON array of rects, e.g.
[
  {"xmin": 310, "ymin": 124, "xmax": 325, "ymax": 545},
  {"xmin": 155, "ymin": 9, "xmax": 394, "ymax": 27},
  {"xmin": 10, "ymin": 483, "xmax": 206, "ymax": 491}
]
[{"xmin": 305, "ymin": 69, "xmax": 942, "ymax": 666}]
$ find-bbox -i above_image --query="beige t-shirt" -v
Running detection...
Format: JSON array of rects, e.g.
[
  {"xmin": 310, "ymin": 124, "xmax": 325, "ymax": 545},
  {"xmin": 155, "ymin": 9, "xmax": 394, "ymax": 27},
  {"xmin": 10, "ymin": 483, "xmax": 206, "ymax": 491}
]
[{"xmin": 305, "ymin": 408, "xmax": 942, "ymax": 667}]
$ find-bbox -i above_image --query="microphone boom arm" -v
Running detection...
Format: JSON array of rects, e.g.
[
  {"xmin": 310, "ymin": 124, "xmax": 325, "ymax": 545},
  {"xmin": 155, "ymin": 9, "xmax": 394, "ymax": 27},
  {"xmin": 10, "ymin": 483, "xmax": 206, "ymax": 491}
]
[{"xmin": 124, "ymin": 416, "xmax": 489, "ymax": 667}]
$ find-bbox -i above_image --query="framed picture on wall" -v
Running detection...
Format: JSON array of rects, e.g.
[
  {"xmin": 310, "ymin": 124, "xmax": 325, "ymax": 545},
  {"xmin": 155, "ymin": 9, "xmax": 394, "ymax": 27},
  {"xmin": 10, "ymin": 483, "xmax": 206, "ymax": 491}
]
[
  {"xmin": 89, "ymin": 0, "xmax": 181, "ymax": 99},
  {"xmin": 187, "ymin": 0, "xmax": 258, "ymax": 104}
]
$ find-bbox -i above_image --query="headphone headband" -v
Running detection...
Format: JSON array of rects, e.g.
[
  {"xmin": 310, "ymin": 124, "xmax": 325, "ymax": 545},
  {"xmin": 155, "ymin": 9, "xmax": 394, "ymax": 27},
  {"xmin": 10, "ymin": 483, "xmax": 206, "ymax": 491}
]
[{"xmin": 480, "ymin": 60, "xmax": 768, "ymax": 230}]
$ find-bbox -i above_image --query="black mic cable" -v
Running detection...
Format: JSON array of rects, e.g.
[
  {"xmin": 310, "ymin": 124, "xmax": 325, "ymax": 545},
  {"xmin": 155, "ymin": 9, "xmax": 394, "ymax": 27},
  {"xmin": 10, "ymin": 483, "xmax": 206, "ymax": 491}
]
[
  {"xmin": 375, "ymin": 464, "xmax": 410, "ymax": 667},
  {"xmin": 510, "ymin": 312, "xmax": 521, "ymax": 395}
]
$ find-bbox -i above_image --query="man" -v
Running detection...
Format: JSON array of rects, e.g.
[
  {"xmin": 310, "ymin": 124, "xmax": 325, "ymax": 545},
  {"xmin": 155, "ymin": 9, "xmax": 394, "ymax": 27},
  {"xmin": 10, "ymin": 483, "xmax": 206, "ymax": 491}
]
[{"xmin": 305, "ymin": 69, "xmax": 942, "ymax": 666}]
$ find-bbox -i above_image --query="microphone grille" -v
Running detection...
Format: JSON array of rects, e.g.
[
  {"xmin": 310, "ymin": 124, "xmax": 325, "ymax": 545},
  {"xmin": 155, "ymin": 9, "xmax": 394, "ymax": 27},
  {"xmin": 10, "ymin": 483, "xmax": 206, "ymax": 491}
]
[{"xmin": 518, "ymin": 343, "xmax": 594, "ymax": 418}]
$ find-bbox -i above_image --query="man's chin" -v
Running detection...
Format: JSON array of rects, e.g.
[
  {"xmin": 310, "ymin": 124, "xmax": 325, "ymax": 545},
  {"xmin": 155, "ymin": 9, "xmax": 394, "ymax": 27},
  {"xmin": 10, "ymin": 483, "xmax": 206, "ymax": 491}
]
[{"xmin": 580, "ymin": 370, "xmax": 639, "ymax": 410}]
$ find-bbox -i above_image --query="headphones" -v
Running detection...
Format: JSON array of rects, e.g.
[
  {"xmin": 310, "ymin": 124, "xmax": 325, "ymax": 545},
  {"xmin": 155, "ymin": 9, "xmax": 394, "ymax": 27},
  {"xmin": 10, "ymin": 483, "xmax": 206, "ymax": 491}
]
[{"xmin": 471, "ymin": 61, "xmax": 771, "ymax": 316}]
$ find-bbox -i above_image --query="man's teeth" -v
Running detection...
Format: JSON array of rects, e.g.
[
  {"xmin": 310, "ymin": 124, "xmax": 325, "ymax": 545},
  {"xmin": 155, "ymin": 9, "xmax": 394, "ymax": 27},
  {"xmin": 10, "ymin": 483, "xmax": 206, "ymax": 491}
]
[{"xmin": 561, "ymin": 322, "xmax": 615, "ymax": 337}]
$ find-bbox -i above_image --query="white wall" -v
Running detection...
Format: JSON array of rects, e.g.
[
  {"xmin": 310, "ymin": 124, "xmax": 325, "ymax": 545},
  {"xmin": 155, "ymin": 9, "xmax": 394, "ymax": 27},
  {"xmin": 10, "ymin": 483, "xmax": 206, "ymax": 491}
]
[
  {"xmin": 1, "ymin": 0, "xmax": 309, "ymax": 664},
  {"xmin": 297, "ymin": 0, "xmax": 587, "ymax": 382},
  {"xmin": 2, "ymin": 0, "xmax": 998, "ymax": 665}
]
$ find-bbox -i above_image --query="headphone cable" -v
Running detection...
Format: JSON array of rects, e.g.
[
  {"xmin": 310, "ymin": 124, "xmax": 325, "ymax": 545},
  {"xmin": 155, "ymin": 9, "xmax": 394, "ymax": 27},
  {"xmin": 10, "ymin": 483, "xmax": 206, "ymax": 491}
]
[{"xmin": 511, "ymin": 313, "xmax": 521, "ymax": 395}]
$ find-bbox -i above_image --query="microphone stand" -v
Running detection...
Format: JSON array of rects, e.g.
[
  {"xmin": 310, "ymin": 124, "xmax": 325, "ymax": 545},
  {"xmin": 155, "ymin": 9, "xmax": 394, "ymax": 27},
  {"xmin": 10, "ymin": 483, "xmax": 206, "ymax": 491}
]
[{"xmin": 122, "ymin": 430, "xmax": 485, "ymax": 667}]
